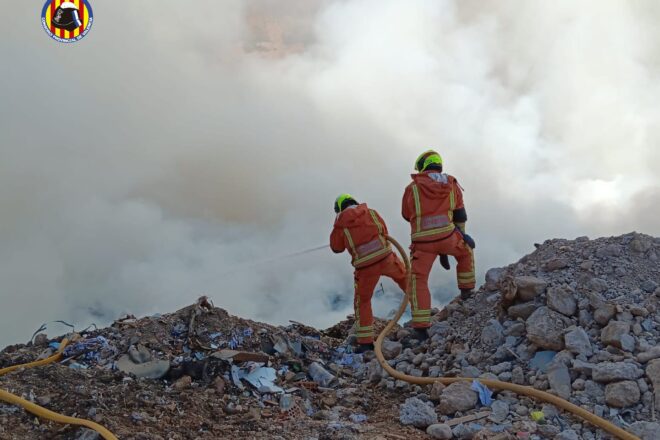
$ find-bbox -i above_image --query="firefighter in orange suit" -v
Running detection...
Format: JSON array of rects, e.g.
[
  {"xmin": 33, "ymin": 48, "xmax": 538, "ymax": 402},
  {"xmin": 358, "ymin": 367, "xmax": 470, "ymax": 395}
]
[
  {"xmin": 402, "ymin": 150, "xmax": 476, "ymax": 340},
  {"xmin": 330, "ymin": 194, "xmax": 408, "ymax": 353}
]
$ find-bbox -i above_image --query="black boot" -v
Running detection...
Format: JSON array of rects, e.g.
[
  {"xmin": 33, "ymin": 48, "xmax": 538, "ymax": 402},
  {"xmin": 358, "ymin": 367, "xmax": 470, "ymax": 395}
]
[
  {"xmin": 402, "ymin": 328, "xmax": 429, "ymax": 349},
  {"xmin": 460, "ymin": 288, "xmax": 474, "ymax": 300},
  {"xmin": 412, "ymin": 328, "xmax": 429, "ymax": 342},
  {"xmin": 355, "ymin": 343, "xmax": 375, "ymax": 354}
]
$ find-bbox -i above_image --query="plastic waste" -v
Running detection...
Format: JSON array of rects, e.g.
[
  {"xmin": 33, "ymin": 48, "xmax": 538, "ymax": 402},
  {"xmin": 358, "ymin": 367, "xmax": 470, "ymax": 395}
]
[
  {"xmin": 471, "ymin": 380, "xmax": 493, "ymax": 406},
  {"xmin": 308, "ymin": 362, "xmax": 335, "ymax": 387},
  {"xmin": 279, "ymin": 394, "xmax": 294, "ymax": 411},
  {"xmin": 349, "ymin": 414, "xmax": 367, "ymax": 423},
  {"xmin": 530, "ymin": 411, "xmax": 545, "ymax": 424}
]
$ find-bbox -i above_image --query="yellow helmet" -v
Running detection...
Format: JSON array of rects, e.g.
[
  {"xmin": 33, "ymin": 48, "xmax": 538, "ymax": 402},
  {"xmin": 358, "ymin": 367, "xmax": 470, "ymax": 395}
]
[
  {"xmin": 334, "ymin": 193, "xmax": 356, "ymax": 213},
  {"xmin": 415, "ymin": 150, "xmax": 443, "ymax": 172}
]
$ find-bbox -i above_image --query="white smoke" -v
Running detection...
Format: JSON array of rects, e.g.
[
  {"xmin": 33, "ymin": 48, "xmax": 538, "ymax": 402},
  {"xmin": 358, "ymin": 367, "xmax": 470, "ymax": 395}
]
[{"xmin": 1, "ymin": 0, "xmax": 658, "ymax": 347}]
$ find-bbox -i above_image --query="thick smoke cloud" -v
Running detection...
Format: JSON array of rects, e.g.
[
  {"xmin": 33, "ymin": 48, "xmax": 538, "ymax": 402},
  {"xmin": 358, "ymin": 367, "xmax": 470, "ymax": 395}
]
[{"xmin": 1, "ymin": 1, "xmax": 658, "ymax": 347}]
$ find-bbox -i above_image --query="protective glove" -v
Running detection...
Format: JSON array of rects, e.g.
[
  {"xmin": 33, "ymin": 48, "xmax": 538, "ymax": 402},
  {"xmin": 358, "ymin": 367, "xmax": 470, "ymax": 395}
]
[
  {"xmin": 439, "ymin": 254, "xmax": 451, "ymax": 270},
  {"xmin": 462, "ymin": 233, "xmax": 476, "ymax": 249}
]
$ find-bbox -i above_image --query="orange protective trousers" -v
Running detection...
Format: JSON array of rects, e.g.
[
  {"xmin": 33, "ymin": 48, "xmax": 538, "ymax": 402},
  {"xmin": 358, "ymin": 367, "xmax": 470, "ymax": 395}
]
[
  {"xmin": 410, "ymin": 230, "xmax": 475, "ymax": 328},
  {"xmin": 354, "ymin": 253, "xmax": 408, "ymax": 344}
]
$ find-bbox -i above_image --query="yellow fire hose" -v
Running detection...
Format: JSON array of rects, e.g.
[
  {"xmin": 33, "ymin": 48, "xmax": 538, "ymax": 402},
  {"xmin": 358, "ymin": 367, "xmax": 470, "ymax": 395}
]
[
  {"xmin": 375, "ymin": 236, "xmax": 640, "ymax": 440},
  {"xmin": 0, "ymin": 337, "xmax": 119, "ymax": 440}
]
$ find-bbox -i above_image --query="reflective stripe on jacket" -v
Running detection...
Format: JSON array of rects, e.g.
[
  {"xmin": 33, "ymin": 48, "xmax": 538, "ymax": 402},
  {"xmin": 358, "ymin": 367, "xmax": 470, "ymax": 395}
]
[{"xmin": 330, "ymin": 204, "xmax": 392, "ymax": 268}]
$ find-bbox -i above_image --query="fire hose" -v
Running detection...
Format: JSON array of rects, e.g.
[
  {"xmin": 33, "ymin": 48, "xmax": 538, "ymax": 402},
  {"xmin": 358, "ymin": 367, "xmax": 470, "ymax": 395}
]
[
  {"xmin": 375, "ymin": 235, "xmax": 640, "ymax": 440},
  {"xmin": 0, "ymin": 338, "xmax": 119, "ymax": 440}
]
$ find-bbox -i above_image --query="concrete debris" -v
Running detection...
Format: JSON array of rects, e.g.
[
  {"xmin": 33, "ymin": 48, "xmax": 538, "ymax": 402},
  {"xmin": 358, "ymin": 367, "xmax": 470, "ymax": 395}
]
[
  {"xmin": 525, "ymin": 307, "xmax": 568, "ymax": 351},
  {"xmin": 439, "ymin": 381, "xmax": 478, "ymax": 415},
  {"xmin": 116, "ymin": 356, "xmax": 170, "ymax": 379},
  {"xmin": 427, "ymin": 423, "xmax": 454, "ymax": 439},
  {"xmin": 564, "ymin": 327, "xmax": 593, "ymax": 357},
  {"xmin": 604, "ymin": 380, "xmax": 641, "ymax": 407},
  {"xmin": 399, "ymin": 397, "xmax": 438, "ymax": 428},
  {"xmin": 592, "ymin": 362, "xmax": 643, "ymax": 383}
]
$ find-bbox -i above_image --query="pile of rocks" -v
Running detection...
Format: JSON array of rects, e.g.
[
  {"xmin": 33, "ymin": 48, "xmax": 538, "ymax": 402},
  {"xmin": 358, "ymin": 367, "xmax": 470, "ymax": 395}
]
[{"xmin": 379, "ymin": 232, "xmax": 660, "ymax": 439}]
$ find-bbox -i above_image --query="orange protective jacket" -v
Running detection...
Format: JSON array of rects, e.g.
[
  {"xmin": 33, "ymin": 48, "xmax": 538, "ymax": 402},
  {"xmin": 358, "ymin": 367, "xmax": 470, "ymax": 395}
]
[
  {"xmin": 402, "ymin": 171, "xmax": 464, "ymax": 242},
  {"xmin": 330, "ymin": 204, "xmax": 393, "ymax": 269}
]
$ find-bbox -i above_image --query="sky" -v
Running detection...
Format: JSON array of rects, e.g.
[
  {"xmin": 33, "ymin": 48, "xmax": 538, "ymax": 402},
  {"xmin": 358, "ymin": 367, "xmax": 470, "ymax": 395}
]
[{"xmin": 1, "ymin": 0, "xmax": 659, "ymax": 347}]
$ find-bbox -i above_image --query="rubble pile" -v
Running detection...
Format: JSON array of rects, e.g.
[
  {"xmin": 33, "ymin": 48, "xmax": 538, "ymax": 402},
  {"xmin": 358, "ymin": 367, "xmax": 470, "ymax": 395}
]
[{"xmin": 1, "ymin": 232, "xmax": 659, "ymax": 439}]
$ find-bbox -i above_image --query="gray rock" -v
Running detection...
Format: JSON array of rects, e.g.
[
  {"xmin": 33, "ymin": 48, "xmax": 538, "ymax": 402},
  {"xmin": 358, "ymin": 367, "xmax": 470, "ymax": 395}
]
[
  {"xmin": 572, "ymin": 359, "xmax": 595, "ymax": 376},
  {"xmin": 572, "ymin": 378, "xmax": 585, "ymax": 391},
  {"xmin": 554, "ymin": 430, "xmax": 579, "ymax": 440},
  {"xmin": 33, "ymin": 333, "xmax": 49, "ymax": 347},
  {"xmin": 430, "ymin": 382, "xmax": 446, "ymax": 401},
  {"xmin": 629, "ymin": 234, "xmax": 654, "ymax": 253},
  {"xmin": 547, "ymin": 286, "xmax": 577, "ymax": 316},
  {"xmin": 629, "ymin": 421, "xmax": 660, "ymax": 440},
  {"xmin": 399, "ymin": 397, "xmax": 438, "ymax": 428},
  {"xmin": 116, "ymin": 355, "xmax": 170, "ymax": 379},
  {"xmin": 508, "ymin": 302, "xmax": 538, "ymax": 320},
  {"xmin": 485, "ymin": 267, "xmax": 505, "ymax": 291},
  {"xmin": 490, "ymin": 362, "xmax": 512, "ymax": 375},
  {"xmin": 438, "ymin": 381, "xmax": 478, "ymax": 415},
  {"xmin": 504, "ymin": 322, "xmax": 526, "ymax": 337},
  {"xmin": 646, "ymin": 359, "xmax": 660, "ymax": 407},
  {"xmin": 589, "ymin": 277, "xmax": 609, "ymax": 293},
  {"xmin": 489, "ymin": 400, "xmax": 509, "ymax": 423},
  {"xmin": 429, "ymin": 322, "xmax": 452, "ymax": 338},
  {"xmin": 547, "ymin": 362, "xmax": 572, "ymax": 399},
  {"xmin": 381, "ymin": 340, "xmax": 403, "ymax": 360},
  {"xmin": 630, "ymin": 306, "xmax": 649, "ymax": 317},
  {"xmin": 601, "ymin": 321, "xmax": 633, "ymax": 351},
  {"xmin": 596, "ymin": 243, "xmax": 622, "ymax": 258},
  {"xmin": 579, "ymin": 309, "xmax": 594, "ymax": 328},
  {"xmin": 538, "ymin": 424, "xmax": 561, "ymax": 437},
  {"xmin": 481, "ymin": 319, "xmax": 504, "ymax": 347},
  {"xmin": 526, "ymin": 307, "xmax": 569, "ymax": 351},
  {"xmin": 642, "ymin": 280, "xmax": 659, "ymax": 293},
  {"xmin": 592, "ymin": 362, "xmax": 643, "ymax": 383},
  {"xmin": 605, "ymin": 380, "xmax": 641, "ymax": 407},
  {"xmin": 587, "ymin": 291, "xmax": 616, "ymax": 323},
  {"xmin": 426, "ymin": 424, "xmax": 453, "ymax": 439},
  {"xmin": 452, "ymin": 423, "xmax": 482, "ymax": 440},
  {"xmin": 545, "ymin": 257, "xmax": 569, "ymax": 271},
  {"xmin": 594, "ymin": 305, "xmax": 617, "ymax": 326},
  {"xmin": 461, "ymin": 366, "xmax": 481, "ymax": 378},
  {"xmin": 75, "ymin": 429, "xmax": 101, "ymax": 440},
  {"xmin": 515, "ymin": 276, "xmax": 548, "ymax": 301},
  {"xmin": 128, "ymin": 344, "xmax": 152, "ymax": 364},
  {"xmin": 366, "ymin": 359, "xmax": 384, "ymax": 383},
  {"xmin": 512, "ymin": 366, "xmax": 525, "ymax": 384},
  {"xmin": 638, "ymin": 347, "xmax": 660, "ymax": 363},
  {"xmin": 584, "ymin": 380, "xmax": 605, "ymax": 402},
  {"xmin": 564, "ymin": 327, "xmax": 593, "ymax": 356}
]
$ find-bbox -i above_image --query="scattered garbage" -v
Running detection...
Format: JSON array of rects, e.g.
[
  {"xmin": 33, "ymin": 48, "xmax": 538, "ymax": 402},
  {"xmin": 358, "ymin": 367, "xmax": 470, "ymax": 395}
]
[
  {"xmin": 63, "ymin": 336, "xmax": 117, "ymax": 365},
  {"xmin": 350, "ymin": 413, "xmax": 368, "ymax": 423},
  {"xmin": 530, "ymin": 411, "xmax": 545, "ymax": 424},
  {"xmin": 471, "ymin": 380, "xmax": 493, "ymax": 406},
  {"xmin": 308, "ymin": 362, "xmax": 336, "ymax": 387}
]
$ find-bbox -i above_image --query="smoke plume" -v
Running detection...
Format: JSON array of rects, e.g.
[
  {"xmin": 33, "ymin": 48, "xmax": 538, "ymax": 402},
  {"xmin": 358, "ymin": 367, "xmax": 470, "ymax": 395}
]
[{"xmin": 1, "ymin": 0, "xmax": 658, "ymax": 346}]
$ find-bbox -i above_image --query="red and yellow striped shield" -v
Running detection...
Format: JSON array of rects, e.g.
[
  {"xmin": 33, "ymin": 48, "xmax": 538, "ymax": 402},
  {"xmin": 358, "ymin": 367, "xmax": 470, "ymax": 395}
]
[{"xmin": 42, "ymin": 0, "xmax": 93, "ymax": 42}]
